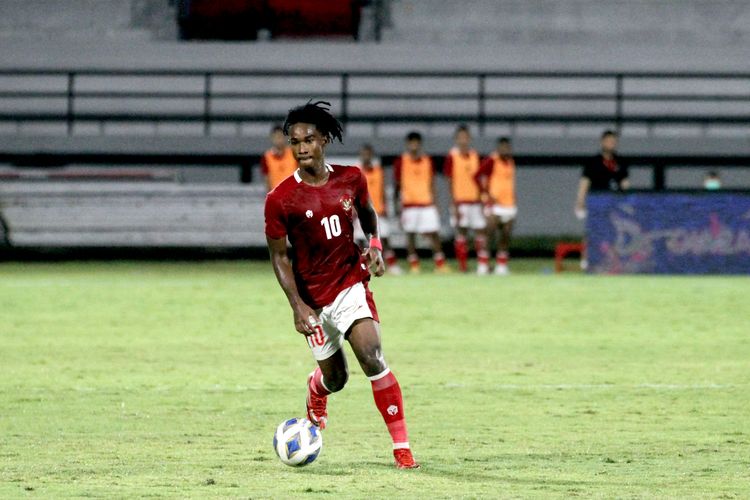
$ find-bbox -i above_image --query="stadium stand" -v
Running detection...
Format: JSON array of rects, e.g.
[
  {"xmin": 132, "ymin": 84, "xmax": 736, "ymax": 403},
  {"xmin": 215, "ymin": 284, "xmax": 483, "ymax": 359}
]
[{"xmin": 0, "ymin": 0, "xmax": 749, "ymax": 250}]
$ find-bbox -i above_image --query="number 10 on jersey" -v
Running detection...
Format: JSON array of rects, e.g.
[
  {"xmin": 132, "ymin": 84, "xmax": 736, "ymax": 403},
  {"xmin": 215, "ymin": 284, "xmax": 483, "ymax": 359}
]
[{"xmin": 320, "ymin": 215, "xmax": 341, "ymax": 240}]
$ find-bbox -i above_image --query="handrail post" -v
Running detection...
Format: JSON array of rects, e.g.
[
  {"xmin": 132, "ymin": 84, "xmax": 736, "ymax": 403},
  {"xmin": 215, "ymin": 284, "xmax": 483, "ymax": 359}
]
[
  {"xmin": 341, "ymin": 73, "xmax": 349, "ymax": 128},
  {"xmin": 615, "ymin": 73, "xmax": 623, "ymax": 134},
  {"xmin": 203, "ymin": 72, "xmax": 211, "ymax": 136},
  {"xmin": 478, "ymin": 73, "xmax": 486, "ymax": 136},
  {"xmin": 66, "ymin": 72, "xmax": 75, "ymax": 135}
]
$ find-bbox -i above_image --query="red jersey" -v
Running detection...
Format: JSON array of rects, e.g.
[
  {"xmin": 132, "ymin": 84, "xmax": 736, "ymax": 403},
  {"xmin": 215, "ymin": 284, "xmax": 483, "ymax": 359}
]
[{"xmin": 264, "ymin": 164, "xmax": 372, "ymax": 309}]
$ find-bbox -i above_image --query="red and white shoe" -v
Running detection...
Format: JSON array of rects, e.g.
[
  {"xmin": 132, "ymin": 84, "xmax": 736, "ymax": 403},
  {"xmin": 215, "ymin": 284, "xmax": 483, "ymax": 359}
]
[
  {"xmin": 393, "ymin": 448, "xmax": 420, "ymax": 469},
  {"xmin": 306, "ymin": 372, "xmax": 328, "ymax": 430}
]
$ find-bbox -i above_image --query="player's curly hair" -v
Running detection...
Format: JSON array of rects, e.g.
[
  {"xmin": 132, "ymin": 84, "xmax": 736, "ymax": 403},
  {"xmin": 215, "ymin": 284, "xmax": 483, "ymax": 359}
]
[{"xmin": 283, "ymin": 100, "xmax": 344, "ymax": 144}]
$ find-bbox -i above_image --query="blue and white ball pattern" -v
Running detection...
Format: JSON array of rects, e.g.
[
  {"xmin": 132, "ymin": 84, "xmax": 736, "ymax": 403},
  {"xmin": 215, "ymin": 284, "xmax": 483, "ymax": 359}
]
[{"xmin": 273, "ymin": 417, "xmax": 323, "ymax": 466}]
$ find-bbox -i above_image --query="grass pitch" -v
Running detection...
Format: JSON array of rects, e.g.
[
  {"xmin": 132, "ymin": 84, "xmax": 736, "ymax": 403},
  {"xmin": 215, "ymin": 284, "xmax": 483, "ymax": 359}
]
[{"xmin": 1, "ymin": 259, "xmax": 749, "ymax": 498}]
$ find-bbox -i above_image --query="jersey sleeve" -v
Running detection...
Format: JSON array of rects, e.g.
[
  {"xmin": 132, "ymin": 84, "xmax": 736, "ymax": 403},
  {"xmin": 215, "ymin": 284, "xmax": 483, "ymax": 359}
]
[
  {"xmin": 477, "ymin": 157, "xmax": 493, "ymax": 182},
  {"xmin": 264, "ymin": 192, "xmax": 287, "ymax": 239},
  {"xmin": 393, "ymin": 156, "xmax": 402, "ymax": 184},
  {"xmin": 581, "ymin": 156, "xmax": 597, "ymax": 179},
  {"xmin": 260, "ymin": 153, "xmax": 269, "ymax": 175},
  {"xmin": 443, "ymin": 154, "xmax": 453, "ymax": 177}
]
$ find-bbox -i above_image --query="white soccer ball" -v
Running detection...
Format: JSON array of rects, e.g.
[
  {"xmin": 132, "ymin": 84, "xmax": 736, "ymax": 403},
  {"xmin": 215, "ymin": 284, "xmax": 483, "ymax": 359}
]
[{"xmin": 273, "ymin": 417, "xmax": 323, "ymax": 466}]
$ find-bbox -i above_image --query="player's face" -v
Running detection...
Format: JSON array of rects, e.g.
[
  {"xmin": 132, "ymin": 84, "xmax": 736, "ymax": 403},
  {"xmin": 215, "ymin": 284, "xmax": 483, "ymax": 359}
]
[
  {"xmin": 271, "ymin": 130, "xmax": 286, "ymax": 150},
  {"xmin": 455, "ymin": 130, "xmax": 471, "ymax": 150},
  {"xmin": 601, "ymin": 134, "xmax": 618, "ymax": 154},
  {"xmin": 497, "ymin": 141, "xmax": 512, "ymax": 157},
  {"xmin": 289, "ymin": 123, "xmax": 327, "ymax": 169},
  {"xmin": 406, "ymin": 139, "xmax": 421, "ymax": 155},
  {"xmin": 360, "ymin": 147, "xmax": 374, "ymax": 165}
]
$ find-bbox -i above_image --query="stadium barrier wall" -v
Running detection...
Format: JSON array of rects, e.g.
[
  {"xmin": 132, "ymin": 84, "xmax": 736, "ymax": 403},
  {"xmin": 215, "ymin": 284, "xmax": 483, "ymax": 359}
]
[{"xmin": 586, "ymin": 190, "xmax": 750, "ymax": 274}]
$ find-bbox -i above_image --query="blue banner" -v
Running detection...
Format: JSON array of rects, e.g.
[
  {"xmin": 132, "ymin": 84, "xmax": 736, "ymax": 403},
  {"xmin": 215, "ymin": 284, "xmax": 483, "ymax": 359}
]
[{"xmin": 587, "ymin": 191, "xmax": 750, "ymax": 274}]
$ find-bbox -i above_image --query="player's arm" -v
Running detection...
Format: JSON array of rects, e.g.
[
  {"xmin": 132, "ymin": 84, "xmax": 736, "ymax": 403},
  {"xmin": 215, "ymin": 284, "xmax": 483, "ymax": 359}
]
[
  {"xmin": 476, "ymin": 158, "xmax": 492, "ymax": 203},
  {"xmin": 356, "ymin": 198, "xmax": 386, "ymax": 277},
  {"xmin": 575, "ymin": 177, "xmax": 590, "ymax": 219},
  {"xmin": 266, "ymin": 236, "xmax": 320, "ymax": 335}
]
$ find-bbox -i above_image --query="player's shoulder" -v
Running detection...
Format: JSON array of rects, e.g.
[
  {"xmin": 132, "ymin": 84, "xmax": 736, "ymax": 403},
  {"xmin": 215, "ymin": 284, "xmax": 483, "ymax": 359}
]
[{"xmin": 330, "ymin": 163, "xmax": 364, "ymax": 179}]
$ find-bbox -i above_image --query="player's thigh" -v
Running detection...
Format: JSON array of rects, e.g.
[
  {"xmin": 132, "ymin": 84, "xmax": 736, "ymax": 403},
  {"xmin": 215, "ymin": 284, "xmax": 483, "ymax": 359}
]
[{"xmin": 347, "ymin": 318, "xmax": 387, "ymax": 377}]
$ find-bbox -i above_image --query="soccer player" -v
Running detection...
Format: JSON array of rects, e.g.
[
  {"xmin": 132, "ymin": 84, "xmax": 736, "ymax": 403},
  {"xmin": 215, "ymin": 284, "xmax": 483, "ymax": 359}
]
[
  {"xmin": 264, "ymin": 101, "xmax": 419, "ymax": 469},
  {"xmin": 443, "ymin": 124, "xmax": 489, "ymax": 274},
  {"xmin": 475, "ymin": 137, "xmax": 517, "ymax": 275},
  {"xmin": 393, "ymin": 131, "xmax": 448, "ymax": 273},
  {"xmin": 261, "ymin": 124, "xmax": 298, "ymax": 191},
  {"xmin": 354, "ymin": 144, "xmax": 402, "ymax": 275}
]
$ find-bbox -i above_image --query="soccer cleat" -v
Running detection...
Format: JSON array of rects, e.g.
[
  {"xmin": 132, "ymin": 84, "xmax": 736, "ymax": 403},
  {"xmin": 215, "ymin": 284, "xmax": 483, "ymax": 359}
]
[
  {"xmin": 494, "ymin": 263, "xmax": 509, "ymax": 275},
  {"xmin": 387, "ymin": 265, "xmax": 404, "ymax": 276},
  {"xmin": 306, "ymin": 373, "xmax": 328, "ymax": 430},
  {"xmin": 394, "ymin": 448, "xmax": 420, "ymax": 469}
]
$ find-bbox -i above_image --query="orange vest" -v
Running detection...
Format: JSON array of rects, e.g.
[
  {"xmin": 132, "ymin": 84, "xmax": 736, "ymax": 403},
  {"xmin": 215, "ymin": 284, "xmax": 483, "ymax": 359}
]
[
  {"xmin": 264, "ymin": 148, "xmax": 297, "ymax": 190},
  {"xmin": 488, "ymin": 153, "xmax": 516, "ymax": 206},
  {"xmin": 449, "ymin": 148, "xmax": 480, "ymax": 203},
  {"xmin": 399, "ymin": 154, "xmax": 433, "ymax": 206},
  {"xmin": 361, "ymin": 164, "xmax": 385, "ymax": 215}
]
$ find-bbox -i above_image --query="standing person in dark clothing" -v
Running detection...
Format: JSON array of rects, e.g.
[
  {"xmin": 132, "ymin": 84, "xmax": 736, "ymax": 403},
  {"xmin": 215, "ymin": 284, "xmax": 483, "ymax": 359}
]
[
  {"xmin": 574, "ymin": 130, "xmax": 629, "ymax": 269},
  {"xmin": 575, "ymin": 129, "xmax": 630, "ymax": 219}
]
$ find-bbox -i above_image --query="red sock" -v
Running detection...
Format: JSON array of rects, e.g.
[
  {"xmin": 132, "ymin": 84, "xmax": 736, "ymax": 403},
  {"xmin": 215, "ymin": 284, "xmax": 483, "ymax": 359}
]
[
  {"xmin": 369, "ymin": 368, "xmax": 410, "ymax": 449},
  {"xmin": 384, "ymin": 249, "xmax": 397, "ymax": 268},
  {"xmin": 433, "ymin": 251, "xmax": 446, "ymax": 268},
  {"xmin": 407, "ymin": 253, "xmax": 419, "ymax": 271},
  {"xmin": 454, "ymin": 236, "xmax": 468, "ymax": 272},
  {"xmin": 496, "ymin": 251, "xmax": 509, "ymax": 265},
  {"xmin": 309, "ymin": 366, "xmax": 331, "ymax": 396},
  {"xmin": 475, "ymin": 235, "xmax": 489, "ymax": 266}
]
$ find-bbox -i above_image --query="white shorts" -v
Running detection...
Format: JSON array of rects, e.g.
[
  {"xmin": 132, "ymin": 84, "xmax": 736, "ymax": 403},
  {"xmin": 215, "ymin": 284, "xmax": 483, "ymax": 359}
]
[
  {"xmin": 401, "ymin": 206, "xmax": 440, "ymax": 234},
  {"xmin": 306, "ymin": 282, "xmax": 379, "ymax": 361},
  {"xmin": 488, "ymin": 204, "xmax": 518, "ymax": 223},
  {"xmin": 353, "ymin": 216, "xmax": 391, "ymax": 241},
  {"xmin": 454, "ymin": 203, "xmax": 486, "ymax": 230}
]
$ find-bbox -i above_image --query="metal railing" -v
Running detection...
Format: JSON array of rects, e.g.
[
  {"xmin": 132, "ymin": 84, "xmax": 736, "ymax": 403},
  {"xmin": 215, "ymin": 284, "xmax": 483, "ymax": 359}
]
[{"xmin": 1, "ymin": 68, "xmax": 749, "ymax": 135}]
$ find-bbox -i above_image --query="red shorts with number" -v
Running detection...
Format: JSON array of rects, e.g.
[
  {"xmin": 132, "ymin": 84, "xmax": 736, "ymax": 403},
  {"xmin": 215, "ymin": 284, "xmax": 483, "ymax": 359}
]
[{"xmin": 306, "ymin": 281, "xmax": 379, "ymax": 361}]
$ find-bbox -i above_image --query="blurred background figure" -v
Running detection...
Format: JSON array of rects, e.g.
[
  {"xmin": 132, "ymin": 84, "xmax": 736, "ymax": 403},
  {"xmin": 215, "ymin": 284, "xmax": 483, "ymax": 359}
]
[
  {"xmin": 575, "ymin": 129, "xmax": 630, "ymax": 269},
  {"xmin": 355, "ymin": 143, "xmax": 402, "ymax": 275},
  {"xmin": 393, "ymin": 132, "xmax": 447, "ymax": 274},
  {"xmin": 261, "ymin": 124, "xmax": 297, "ymax": 191},
  {"xmin": 704, "ymin": 171, "xmax": 722, "ymax": 190},
  {"xmin": 476, "ymin": 137, "xmax": 516, "ymax": 275},
  {"xmin": 444, "ymin": 125, "xmax": 488, "ymax": 274}
]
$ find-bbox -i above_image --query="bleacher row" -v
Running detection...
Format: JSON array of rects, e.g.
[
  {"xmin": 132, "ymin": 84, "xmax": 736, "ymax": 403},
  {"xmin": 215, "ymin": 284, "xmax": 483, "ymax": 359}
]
[{"xmin": 0, "ymin": 182, "xmax": 266, "ymax": 248}]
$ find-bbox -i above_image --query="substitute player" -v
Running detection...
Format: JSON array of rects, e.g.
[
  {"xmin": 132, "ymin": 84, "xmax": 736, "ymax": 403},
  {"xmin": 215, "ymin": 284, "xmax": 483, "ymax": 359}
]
[
  {"xmin": 393, "ymin": 132, "xmax": 448, "ymax": 273},
  {"xmin": 261, "ymin": 124, "xmax": 298, "ymax": 191},
  {"xmin": 264, "ymin": 101, "xmax": 419, "ymax": 469},
  {"xmin": 354, "ymin": 144, "xmax": 402, "ymax": 275},
  {"xmin": 443, "ymin": 124, "xmax": 489, "ymax": 274},
  {"xmin": 475, "ymin": 137, "xmax": 517, "ymax": 275}
]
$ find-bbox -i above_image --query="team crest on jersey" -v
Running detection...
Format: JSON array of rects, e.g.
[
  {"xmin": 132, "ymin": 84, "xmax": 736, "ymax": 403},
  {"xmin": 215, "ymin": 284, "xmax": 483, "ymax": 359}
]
[
  {"xmin": 306, "ymin": 210, "xmax": 313, "ymax": 218},
  {"xmin": 339, "ymin": 195, "xmax": 353, "ymax": 212}
]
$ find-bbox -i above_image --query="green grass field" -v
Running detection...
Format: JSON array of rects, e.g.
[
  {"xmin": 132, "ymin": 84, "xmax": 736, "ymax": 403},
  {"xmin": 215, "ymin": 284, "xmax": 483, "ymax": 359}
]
[{"xmin": 1, "ymin": 259, "xmax": 749, "ymax": 498}]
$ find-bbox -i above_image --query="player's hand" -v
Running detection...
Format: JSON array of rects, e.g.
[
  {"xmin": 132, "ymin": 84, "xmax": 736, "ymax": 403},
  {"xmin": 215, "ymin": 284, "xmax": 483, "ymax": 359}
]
[
  {"xmin": 574, "ymin": 204, "xmax": 587, "ymax": 220},
  {"xmin": 293, "ymin": 303, "xmax": 320, "ymax": 336},
  {"xmin": 363, "ymin": 247, "xmax": 385, "ymax": 277}
]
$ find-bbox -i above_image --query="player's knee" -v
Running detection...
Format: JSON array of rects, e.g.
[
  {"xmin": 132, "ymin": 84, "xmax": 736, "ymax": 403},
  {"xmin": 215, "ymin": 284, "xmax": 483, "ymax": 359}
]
[{"xmin": 325, "ymin": 369, "xmax": 348, "ymax": 392}]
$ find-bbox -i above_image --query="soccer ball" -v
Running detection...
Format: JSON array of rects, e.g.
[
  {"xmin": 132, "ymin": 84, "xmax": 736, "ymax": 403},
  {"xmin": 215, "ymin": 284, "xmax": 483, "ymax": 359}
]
[{"xmin": 273, "ymin": 417, "xmax": 323, "ymax": 466}]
